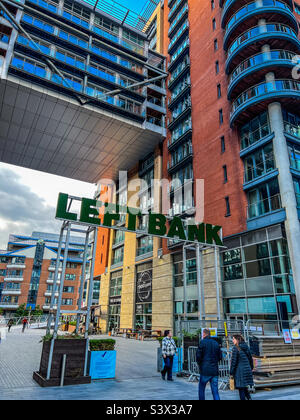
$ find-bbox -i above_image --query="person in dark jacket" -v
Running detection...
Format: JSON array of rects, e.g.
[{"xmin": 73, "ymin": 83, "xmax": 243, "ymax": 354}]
[
  {"xmin": 196, "ymin": 329, "xmax": 222, "ymax": 400},
  {"xmin": 230, "ymin": 334, "xmax": 254, "ymax": 400}
]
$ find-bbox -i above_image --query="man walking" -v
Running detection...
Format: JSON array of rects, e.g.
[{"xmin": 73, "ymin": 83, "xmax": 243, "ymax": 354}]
[
  {"xmin": 196, "ymin": 329, "xmax": 222, "ymax": 400},
  {"xmin": 7, "ymin": 318, "xmax": 13, "ymax": 333},
  {"xmin": 22, "ymin": 317, "xmax": 28, "ymax": 333},
  {"xmin": 161, "ymin": 330, "xmax": 177, "ymax": 382}
]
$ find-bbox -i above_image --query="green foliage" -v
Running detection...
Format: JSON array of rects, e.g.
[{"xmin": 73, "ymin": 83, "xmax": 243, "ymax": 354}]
[
  {"xmin": 0, "ymin": 308, "xmax": 4, "ymax": 315},
  {"xmin": 157, "ymin": 336, "xmax": 179, "ymax": 347},
  {"xmin": 89, "ymin": 339, "xmax": 116, "ymax": 351},
  {"xmin": 41, "ymin": 333, "xmax": 84, "ymax": 343},
  {"xmin": 32, "ymin": 306, "xmax": 43, "ymax": 317},
  {"xmin": 15, "ymin": 304, "xmax": 29, "ymax": 318}
]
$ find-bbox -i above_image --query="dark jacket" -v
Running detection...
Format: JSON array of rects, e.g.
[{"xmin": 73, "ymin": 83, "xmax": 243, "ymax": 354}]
[
  {"xmin": 196, "ymin": 337, "xmax": 222, "ymax": 377},
  {"xmin": 230, "ymin": 342, "xmax": 254, "ymax": 389}
]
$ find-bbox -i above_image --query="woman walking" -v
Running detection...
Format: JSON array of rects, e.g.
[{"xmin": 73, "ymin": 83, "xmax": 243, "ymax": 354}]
[
  {"xmin": 161, "ymin": 330, "xmax": 177, "ymax": 382},
  {"xmin": 230, "ymin": 334, "xmax": 254, "ymax": 400}
]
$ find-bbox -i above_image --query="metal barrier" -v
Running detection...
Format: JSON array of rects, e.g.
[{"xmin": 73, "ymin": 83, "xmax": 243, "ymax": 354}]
[
  {"xmin": 176, "ymin": 318, "xmax": 246, "ymax": 339},
  {"xmin": 187, "ymin": 346, "xmax": 231, "ymax": 390},
  {"xmin": 0, "ymin": 315, "xmax": 50, "ymax": 329}
]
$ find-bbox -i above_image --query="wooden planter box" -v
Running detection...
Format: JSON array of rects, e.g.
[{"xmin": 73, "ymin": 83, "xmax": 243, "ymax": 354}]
[{"xmin": 33, "ymin": 339, "xmax": 91, "ymax": 387}]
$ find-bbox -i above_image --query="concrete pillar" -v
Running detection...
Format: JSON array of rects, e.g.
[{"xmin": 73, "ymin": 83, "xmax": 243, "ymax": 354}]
[{"xmin": 267, "ymin": 98, "xmax": 300, "ymax": 313}]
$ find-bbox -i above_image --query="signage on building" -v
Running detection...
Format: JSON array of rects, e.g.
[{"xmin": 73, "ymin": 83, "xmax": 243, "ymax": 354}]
[
  {"xmin": 136, "ymin": 270, "xmax": 152, "ymax": 304},
  {"xmin": 56, "ymin": 193, "xmax": 224, "ymax": 247},
  {"xmin": 109, "ymin": 296, "xmax": 121, "ymax": 306}
]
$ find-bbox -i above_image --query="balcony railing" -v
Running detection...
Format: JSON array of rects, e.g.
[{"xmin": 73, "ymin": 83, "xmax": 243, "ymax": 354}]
[
  {"xmin": 247, "ymin": 193, "xmax": 282, "ymax": 219},
  {"xmin": 0, "ymin": 32, "xmax": 9, "ymax": 43},
  {"xmin": 168, "ymin": 3, "xmax": 188, "ymax": 36},
  {"xmin": 231, "ymin": 80, "xmax": 300, "ymax": 115},
  {"xmin": 227, "ymin": 23, "xmax": 298, "ymax": 57},
  {"xmin": 229, "ymin": 50, "xmax": 299, "ymax": 86},
  {"xmin": 284, "ymin": 121, "xmax": 300, "ymax": 139},
  {"xmin": 244, "ymin": 156, "xmax": 276, "ymax": 183},
  {"xmin": 240, "ymin": 122, "xmax": 271, "ymax": 150},
  {"xmin": 225, "ymin": 0, "xmax": 294, "ymax": 34}
]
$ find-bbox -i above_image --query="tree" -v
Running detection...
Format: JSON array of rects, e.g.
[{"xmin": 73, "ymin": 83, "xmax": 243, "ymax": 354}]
[{"xmin": 15, "ymin": 304, "xmax": 29, "ymax": 318}]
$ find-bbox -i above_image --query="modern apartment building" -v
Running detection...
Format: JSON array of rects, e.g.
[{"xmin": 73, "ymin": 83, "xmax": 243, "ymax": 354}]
[
  {"xmin": 0, "ymin": 231, "xmax": 86, "ymax": 315},
  {"xmin": 1, "ymin": 0, "xmax": 300, "ymax": 330},
  {"xmin": 95, "ymin": 0, "xmax": 300, "ymax": 333},
  {"xmin": 0, "ymin": 0, "xmax": 165, "ymax": 182}
]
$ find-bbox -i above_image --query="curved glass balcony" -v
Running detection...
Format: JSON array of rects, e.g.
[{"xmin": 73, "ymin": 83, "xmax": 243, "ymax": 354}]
[
  {"xmin": 228, "ymin": 50, "xmax": 299, "ymax": 99},
  {"xmin": 223, "ymin": 0, "xmax": 297, "ymax": 50},
  {"xmin": 226, "ymin": 23, "xmax": 300, "ymax": 73},
  {"xmin": 231, "ymin": 79, "xmax": 300, "ymax": 126},
  {"xmin": 221, "ymin": 0, "xmax": 293, "ymax": 28}
]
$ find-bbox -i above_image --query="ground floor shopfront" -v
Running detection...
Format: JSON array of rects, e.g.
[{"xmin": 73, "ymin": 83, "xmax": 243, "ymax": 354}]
[{"xmin": 97, "ymin": 222, "xmax": 297, "ymax": 333}]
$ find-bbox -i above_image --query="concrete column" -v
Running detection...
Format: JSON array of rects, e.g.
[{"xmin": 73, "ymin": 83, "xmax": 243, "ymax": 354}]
[{"xmin": 267, "ymin": 97, "xmax": 300, "ymax": 313}]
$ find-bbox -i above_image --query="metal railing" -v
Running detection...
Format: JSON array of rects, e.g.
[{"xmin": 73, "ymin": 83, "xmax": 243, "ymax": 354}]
[
  {"xmin": 247, "ymin": 193, "xmax": 282, "ymax": 219},
  {"xmin": 187, "ymin": 346, "xmax": 231, "ymax": 390}
]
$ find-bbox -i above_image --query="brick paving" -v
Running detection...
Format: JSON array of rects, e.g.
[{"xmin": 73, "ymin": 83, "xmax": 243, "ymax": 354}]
[{"xmin": 0, "ymin": 327, "xmax": 300, "ymax": 400}]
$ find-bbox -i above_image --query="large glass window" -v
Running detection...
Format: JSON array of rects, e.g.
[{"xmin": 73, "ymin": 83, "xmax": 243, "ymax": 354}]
[
  {"xmin": 112, "ymin": 246, "xmax": 124, "ymax": 266},
  {"xmin": 240, "ymin": 112, "xmax": 270, "ymax": 150},
  {"xmin": 247, "ymin": 179, "xmax": 281, "ymax": 219},
  {"xmin": 283, "ymin": 110, "xmax": 300, "ymax": 139},
  {"xmin": 244, "ymin": 143, "xmax": 275, "ymax": 182},
  {"xmin": 137, "ymin": 236, "xmax": 153, "ymax": 257}
]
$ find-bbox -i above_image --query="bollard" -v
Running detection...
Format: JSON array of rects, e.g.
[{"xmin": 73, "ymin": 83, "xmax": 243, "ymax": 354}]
[{"xmin": 60, "ymin": 354, "xmax": 67, "ymax": 387}]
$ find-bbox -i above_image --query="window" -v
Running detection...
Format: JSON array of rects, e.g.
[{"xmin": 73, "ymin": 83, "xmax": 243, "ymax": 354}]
[
  {"xmin": 56, "ymin": 49, "xmax": 85, "ymax": 70},
  {"xmin": 240, "ymin": 112, "xmax": 270, "ymax": 150},
  {"xmin": 137, "ymin": 236, "xmax": 153, "ymax": 257},
  {"xmin": 211, "ymin": 0, "xmax": 215, "ymax": 10},
  {"xmin": 247, "ymin": 179, "xmax": 281, "ymax": 218},
  {"xmin": 215, "ymin": 61, "xmax": 219, "ymax": 74},
  {"xmin": 94, "ymin": 16, "xmax": 118, "ymax": 34},
  {"xmin": 225, "ymin": 196, "xmax": 231, "ymax": 216},
  {"xmin": 221, "ymin": 136, "xmax": 225, "ymax": 153},
  {"xmin": 217, "ymin": 84, "xmax": 222, "ymax": 98},
  {"xmin": 63, "ymin": 286, "xmax": 74, "ymax": 293},
  {"xmin": 212, "ymin": 18, "xmax": 216, "ymax": 31},
  {"xmin": 223, "ymin": 165, "xmax": 228, "ymax": 183},
  {"xmin": 65, "ymin": 273, "xmax": 76, "ymax": 281},
  {"xmin": 110, "ymin": 271, "xmax": 122, "ymax": 297},
  {"xmin": 244, "ymin": 144, "xmax": 275, "ymax": 183},
  {"xmin": 214, "ymin": 39, "xmax": 218, "ymax": 51},
  {"xmin": 219, "ymin": 109, "xmax": 223, "ymax": 125},
  {"xmin": 62, "ymin": 298, "xmax": 73, "ymax": 306},
  {"xmin": 112, "ymin": 246, "xmax": 124, "ymax": 266}
]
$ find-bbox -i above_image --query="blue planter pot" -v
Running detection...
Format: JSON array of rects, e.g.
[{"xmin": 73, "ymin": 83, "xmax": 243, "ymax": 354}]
[{"xmin": 89, "ymin": 350, "xmax": 116, "ymax": 379}]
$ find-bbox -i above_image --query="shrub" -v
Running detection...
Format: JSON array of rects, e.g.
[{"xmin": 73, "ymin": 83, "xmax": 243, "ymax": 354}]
[
  {"xmin": 89, "ymin": 339, "xmax": 116, "ymax": 351},
  {"xmin": 41, "ymin": 333, "xmax": 84, "ymax": 342}
]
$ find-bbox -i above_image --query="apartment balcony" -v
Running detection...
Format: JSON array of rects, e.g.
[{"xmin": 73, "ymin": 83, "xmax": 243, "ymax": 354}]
[
  {"xmin": 228, "ymin": 50, "xmax": 299, "ymax": 100},
  {"xmin": 1, "ymin": 289, "xmax": 21, "ymax": 295},
  {"xmin": 168, "ymin": 22, "xmax": 189, "ymax": 55},
  {"xmin": 230, "ymin": 79, "xmax": 300, "ymax": 127},
  {"xmin": 168, "ymin": 127, "xmax": 192, "ymax": 151},
  {"xmin": 46, "ymin": 279, "xmax": 61, "ymax": 284},
  {"xmin": 48, "ymin": 266, "xmax": 62, "ymax": 272},
  {"xmin": 168, "ymin": 40, "xmax": 190, "ymax": 73},
  {"xmin": 3, "ymin": 276, "xmax": 24, "ymax": 282},
  {"xmin": 168, "ymin": 60, "xmax": 190, "ymax": 90},
  {"xmin": 284, "ymin": 121, "xmax": 300, "ymax": 141},
  {"xmin": 168, "ymin": 3, "xmax": 189, "ymax": 37},
  {"xmin": 168, "ymin": 0, "xmax": 187, "ymax": 22},
  {"xmin": 44, "ymin": 291, "xmax": 59, "ymax": 297},
  {"xmin": 221, "ymin": 0, "xmax": 293, "ymax": 27},
  {"xmin": 225, "ymin": 23, "xmax": 300, "ymax": 74},
  {"xmin": 0, "ymin": 302, "xmax": 19, "ymax": 309},
  {"xmin": 43, "ymin": 305, "xmax": 57, "ymax": 310},
  {"xmin": 223, "ymin": 0, "xmax": 297, "ymax": 51},
  {"xmin": 247, "ymin": 194, "xmax": 286, "ymax": 230},
  {"xmin": 6, "ymin": 263, "xmax": 26, "ymax": 269},
  {"xmin": 167, "ymin": 149, "xmax": 193, "ymax": 174},
  {"xmin": 168, "ymin": 105, "xmax": 191, "ymax": 130}
]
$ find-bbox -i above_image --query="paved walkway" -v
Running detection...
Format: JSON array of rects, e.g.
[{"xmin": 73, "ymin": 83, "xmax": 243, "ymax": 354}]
[{"xmin": 1, "ymin": 327, "xmax": 300, "ymax": 400}]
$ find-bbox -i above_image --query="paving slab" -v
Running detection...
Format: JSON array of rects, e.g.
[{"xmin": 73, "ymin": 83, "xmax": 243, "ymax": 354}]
[{"xmin": 1, "ymin": 328, "xmax": 300, "ymax": 400}]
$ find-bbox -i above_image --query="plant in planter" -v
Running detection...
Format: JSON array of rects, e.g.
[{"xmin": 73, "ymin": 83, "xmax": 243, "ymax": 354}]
[
  {"xmin": 89, "ymin": 339, "xmax": 117, "ymax": 380},
  {"xmin": 33, "ymin": 333, "xmax": 91, "ymax": 387}
]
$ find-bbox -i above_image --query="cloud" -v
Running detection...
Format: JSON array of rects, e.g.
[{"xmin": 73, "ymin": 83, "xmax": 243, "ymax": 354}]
[{"xmin": 0, "ymin": 167, "xmax": 61, "ymax": 248}]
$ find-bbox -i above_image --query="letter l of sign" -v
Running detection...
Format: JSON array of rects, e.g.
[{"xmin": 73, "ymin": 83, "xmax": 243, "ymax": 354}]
[{"xmin": 56, "ymin": 193, "xmax": 77, "ymax": 221}]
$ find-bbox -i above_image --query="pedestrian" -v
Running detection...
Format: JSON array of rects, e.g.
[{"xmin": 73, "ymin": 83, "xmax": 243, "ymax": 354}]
[
  {"xmin": 196, "ymin": 329, "xmax": 222, "ymax": 400},
  {"xmin": 161, "ymin": 330, "xmax": 177, "ymax": 382},
  {"xmin": 7, "ymin": 318, "xmax": 13, "ymax": 333},
  {"xmin": 230, "ymin": 334, "xmax": 254, "ymax": 401},
  {"xmin": 22, "ymin": 317, "xmax": 28, "ymax": 333}
]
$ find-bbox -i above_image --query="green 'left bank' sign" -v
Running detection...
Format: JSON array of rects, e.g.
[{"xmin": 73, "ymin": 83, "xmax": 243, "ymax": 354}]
[{"xmin": 56, "ymin": 193, "xmax": 224, "ymax": 247}]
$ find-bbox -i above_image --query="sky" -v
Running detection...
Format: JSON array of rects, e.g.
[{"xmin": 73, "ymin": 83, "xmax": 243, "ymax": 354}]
[{"xmin": 0, "ymin": 163, "xmax": 96, "ymax": 249}]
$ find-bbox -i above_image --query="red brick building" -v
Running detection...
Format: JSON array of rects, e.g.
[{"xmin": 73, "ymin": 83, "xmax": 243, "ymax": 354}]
[{"xmin": 0, "ymin": 232, "xmax": 86, "ymax": 316}]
